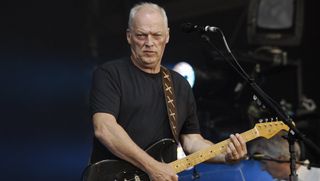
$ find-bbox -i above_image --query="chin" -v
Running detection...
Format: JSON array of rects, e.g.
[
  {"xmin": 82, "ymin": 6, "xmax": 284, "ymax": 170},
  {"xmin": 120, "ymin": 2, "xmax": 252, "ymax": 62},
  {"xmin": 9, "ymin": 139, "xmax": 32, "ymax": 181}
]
[{"xmin": 142, "ymin": 58, "xmax": 159, "ymax": 66}]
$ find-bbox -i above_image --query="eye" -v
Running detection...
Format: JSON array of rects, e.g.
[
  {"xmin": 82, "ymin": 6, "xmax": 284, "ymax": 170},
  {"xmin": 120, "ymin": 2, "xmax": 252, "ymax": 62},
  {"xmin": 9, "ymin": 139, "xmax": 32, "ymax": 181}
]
[
  {"xmin": 135, "ymin": 33, "xmax": 147, "ymax": 40},
  {"xmin": 152, "ymin": 33, "xmax": 163, "ymax": 40}
]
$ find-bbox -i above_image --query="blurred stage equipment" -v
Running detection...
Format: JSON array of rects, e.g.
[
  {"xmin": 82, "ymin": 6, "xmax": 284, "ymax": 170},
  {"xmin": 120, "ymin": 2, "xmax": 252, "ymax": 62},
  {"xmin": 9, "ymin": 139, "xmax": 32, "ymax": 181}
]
[
  {"xmin": 182, "ymin": 19, "xmax": 320, "ymax": 180},
  {"xmin": 171, "ymin": 59, "xmax": 229, "ymax": 97},
  {"xmin": 245, "ymin": 0, "xmax": 306, "ymax": 117},
  {"xmin": 247, "ymin": 0, "xmax": 304, "ymax": 47},
  {"xmin": 172, "ymin": 61, "xmax": 195, "ymax": 88},
  {"xmin": 249, "ymin": 153, "xmax": 320, "ymax": 168}
]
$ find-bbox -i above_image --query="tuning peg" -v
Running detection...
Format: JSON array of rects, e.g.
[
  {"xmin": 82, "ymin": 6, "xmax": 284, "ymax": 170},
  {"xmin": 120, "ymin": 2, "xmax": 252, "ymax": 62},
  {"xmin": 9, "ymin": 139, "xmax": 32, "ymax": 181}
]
[
  {"xmin": 259, "ymin": 119, "xmax": 263, "ymax": 123},
  {"xmin": 265, "ymin": 118, "xmax": 269, "ymax": 122}
]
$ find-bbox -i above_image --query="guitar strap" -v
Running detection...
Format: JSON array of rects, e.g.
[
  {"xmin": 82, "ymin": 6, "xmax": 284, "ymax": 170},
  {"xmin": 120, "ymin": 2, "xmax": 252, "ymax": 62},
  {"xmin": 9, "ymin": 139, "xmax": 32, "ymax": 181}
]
[{"xmin": 160, "ymin": 66, "xmax": 179, "ymax": 144}]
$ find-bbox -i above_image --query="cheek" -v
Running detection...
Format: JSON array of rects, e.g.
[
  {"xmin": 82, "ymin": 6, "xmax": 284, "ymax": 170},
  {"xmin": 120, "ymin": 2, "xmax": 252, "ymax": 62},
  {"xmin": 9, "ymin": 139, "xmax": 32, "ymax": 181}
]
[
  {"xmin": 156, "ymin": 40, "xmax": 167, "ymax": 49},
  {"xmin": 131, "ymin": 43, "xmax": 145, "ymax": 54},
  {"xmin": 131, "ymin": 38, "xmax": 145, "ymax": 48}
]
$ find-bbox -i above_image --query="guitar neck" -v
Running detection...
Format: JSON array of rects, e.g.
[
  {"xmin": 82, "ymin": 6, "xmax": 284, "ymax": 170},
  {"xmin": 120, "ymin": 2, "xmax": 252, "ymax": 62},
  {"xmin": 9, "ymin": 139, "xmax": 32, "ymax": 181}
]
[{"xmin": 170, "ymin": 127, "xmax": 260, "ymax": 173}]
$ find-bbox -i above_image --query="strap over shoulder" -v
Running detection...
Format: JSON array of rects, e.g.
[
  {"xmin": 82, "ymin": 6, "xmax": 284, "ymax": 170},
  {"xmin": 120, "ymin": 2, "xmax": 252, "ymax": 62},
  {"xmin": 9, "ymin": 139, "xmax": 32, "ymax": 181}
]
[{"xmin": 161, "ymin": 66, "xmax": 179, "ymax": 144}]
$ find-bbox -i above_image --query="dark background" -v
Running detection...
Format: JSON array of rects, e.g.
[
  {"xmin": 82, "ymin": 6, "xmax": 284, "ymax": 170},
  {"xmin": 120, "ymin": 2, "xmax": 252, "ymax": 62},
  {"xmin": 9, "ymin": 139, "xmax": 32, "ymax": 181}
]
[{"xmin": 1, "ymin": 0, "xmax": 319, "ymax": 180}]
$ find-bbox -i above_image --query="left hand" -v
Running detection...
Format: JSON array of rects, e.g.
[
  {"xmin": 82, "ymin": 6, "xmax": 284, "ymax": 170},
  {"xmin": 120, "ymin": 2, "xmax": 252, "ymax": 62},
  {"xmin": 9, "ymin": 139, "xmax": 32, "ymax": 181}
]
[{"xmin": 225, "ymin": 133, "xmax": 247, "ymax": 163}]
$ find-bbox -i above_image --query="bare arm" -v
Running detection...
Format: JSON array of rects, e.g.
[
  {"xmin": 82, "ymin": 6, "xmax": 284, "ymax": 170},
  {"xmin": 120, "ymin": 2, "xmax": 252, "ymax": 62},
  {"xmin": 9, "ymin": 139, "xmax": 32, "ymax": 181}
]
[
  {"xmin": 180, "ymin": 133, "xmax": 247, "ymax": 163},
  {"xmin": 93, "ymin": 112, "xmax": 178, "ymax": 180}
]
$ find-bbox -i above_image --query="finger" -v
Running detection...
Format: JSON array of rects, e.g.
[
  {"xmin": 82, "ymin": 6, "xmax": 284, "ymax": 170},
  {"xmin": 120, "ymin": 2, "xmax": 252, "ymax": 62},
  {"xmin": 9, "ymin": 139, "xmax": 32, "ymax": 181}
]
[
  {"xmin": 235, "ymin": 133, "xmax": 247, "ymax": 157},
  {"xmin": 226, "ymin": 146, "xmax": 232, "ymax": 156},
  {"xmin": 235, "ymin": 133, "xmax": 247, "ymax": 153},
  {"xmin": 168, "ymin": 174, "xmax": 178, "ymax": 181},
  {"xmin": 231, "ymin": 134, "xmax": 247, "ymax": 157},
  {"xmin": 225, "ymin": 147, "xmax": 233, "ymax": 161},
  {"xmin": 230, "ymin": 134, "xmax": 241, "ymax": 156},
  {"xmin": 228, "ymin": 140, "xmax": 239, "ymax": 159},
  {"xmin": 226, "ymin": 145, "xmax": 233, "ymax": 159}
]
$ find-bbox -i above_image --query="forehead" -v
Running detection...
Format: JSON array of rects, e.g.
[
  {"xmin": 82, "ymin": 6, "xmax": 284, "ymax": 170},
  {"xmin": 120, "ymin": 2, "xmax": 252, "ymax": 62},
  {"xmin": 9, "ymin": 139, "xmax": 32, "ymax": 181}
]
[{"xmin": 131, "ymin": 8, "xmax": 167, "ymax": 32}]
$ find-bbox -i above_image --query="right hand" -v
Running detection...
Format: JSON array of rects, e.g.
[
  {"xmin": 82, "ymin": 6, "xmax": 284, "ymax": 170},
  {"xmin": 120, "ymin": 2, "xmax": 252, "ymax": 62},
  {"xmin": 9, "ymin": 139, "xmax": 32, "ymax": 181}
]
[{"xmin": 147, "ymin": 161, "xmax": 178, "ymax": 181}]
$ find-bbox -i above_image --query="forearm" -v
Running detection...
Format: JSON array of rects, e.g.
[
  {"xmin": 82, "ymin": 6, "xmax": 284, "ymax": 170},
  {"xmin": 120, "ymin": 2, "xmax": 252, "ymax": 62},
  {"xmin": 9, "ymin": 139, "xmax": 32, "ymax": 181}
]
[
  {"xmin": 194, "ymin": 139, "xmax": 227, "ymax": 163},
  {"xmin": 181, "ymin": 134, "xmax": 226, "ymax": 163},
  {"xmin": 181, "ymin": 133, "xmax": 247, "ymax": 164},
  {"xmin": 93, "ymin": 113, "xmax": 158, "ymax": 173}
]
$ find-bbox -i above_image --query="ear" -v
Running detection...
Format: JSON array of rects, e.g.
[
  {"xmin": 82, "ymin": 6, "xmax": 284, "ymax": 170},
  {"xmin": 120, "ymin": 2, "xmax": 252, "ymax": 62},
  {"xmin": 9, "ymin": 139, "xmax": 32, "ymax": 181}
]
[
  {"xmin": 165, "ymin": 28, "xmax": 170, "ymax": 44},
  {"xmin": 126, "ymin": 29, "xmax": 132, "ymax": 45}
]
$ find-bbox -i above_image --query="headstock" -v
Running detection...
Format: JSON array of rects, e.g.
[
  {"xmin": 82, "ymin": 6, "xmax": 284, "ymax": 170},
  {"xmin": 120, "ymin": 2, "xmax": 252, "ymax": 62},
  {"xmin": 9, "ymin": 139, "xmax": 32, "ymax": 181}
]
[{"xmin": 254, "ymin": 120, "xmax": 289, "ymax": 139}]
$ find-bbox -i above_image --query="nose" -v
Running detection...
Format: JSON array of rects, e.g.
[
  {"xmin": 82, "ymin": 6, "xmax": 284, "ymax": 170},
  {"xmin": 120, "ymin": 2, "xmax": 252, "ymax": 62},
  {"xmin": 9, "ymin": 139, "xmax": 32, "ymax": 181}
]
[{"xmin": 145, "ymin": 35, "xmax": 154, "ymax": 47}]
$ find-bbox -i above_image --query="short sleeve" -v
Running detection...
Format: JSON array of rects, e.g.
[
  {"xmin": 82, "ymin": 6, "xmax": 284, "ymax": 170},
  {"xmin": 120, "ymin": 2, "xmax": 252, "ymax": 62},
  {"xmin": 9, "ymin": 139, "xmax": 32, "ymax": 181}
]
[{"xmin": 89, "ymin": 67, "xmax": 120, "ymax": 118}]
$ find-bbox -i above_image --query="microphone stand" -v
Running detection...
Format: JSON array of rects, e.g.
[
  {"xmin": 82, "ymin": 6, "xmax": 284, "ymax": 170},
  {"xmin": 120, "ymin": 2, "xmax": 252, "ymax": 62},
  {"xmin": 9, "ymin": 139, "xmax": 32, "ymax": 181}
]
[
  {"xmin": 192, "ymin": 165, "xmax": 200, "ymax": 180},
  {"xmin": 198, "ymin": 31, "xmax": 320, "ymax": 181},
  {"xmin": 288, "ymin": 133, "xmax": 298, "ymax": 180}
]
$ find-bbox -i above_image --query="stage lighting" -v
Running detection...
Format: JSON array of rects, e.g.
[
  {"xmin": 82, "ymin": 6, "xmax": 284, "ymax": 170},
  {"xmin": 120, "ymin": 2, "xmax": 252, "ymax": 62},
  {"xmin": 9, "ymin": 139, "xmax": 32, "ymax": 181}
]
[
  {"xmin": 247, "ymin": 0, "xmax": 304, "ymax": 47},
  {"xmin": 173, "ymin": 61, "xmax": 195, "ymax": 88}
]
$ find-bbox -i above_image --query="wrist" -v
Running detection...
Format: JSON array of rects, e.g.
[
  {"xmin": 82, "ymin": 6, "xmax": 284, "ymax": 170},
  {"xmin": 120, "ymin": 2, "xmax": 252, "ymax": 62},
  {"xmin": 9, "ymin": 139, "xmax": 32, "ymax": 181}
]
[{"xmin": 142, "ymin": 158, "xmax": 159, "ymax": 173}]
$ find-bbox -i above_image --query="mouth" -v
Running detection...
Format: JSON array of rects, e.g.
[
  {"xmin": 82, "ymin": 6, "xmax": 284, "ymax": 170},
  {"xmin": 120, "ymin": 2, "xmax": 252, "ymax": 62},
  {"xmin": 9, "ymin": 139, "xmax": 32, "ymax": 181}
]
[
  {"xmin": 143, "ymin": 50, "xmax": 156, "ymax": 53},
  {"xmin": 143, "ymin": 51, "xmax": 156, "ymax": 56}
]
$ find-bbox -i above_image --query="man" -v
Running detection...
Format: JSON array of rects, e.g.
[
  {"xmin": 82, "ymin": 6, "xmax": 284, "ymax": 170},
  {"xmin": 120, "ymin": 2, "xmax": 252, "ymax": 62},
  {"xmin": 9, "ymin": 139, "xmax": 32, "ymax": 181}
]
[
  {"xmin": 89, "ymin": 2, "xmax": 247, "ymax": 180},
  {"xmin": 249, "ymin": 131, "xmax": 320, "ymax": 181}
]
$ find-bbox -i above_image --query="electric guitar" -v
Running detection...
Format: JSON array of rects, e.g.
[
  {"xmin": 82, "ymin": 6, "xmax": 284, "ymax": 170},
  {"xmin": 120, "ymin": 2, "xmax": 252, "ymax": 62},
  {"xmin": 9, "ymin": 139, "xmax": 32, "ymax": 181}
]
[{"xmin": 82, "ymin": 121, "xmax": 289, "ymax": 181}]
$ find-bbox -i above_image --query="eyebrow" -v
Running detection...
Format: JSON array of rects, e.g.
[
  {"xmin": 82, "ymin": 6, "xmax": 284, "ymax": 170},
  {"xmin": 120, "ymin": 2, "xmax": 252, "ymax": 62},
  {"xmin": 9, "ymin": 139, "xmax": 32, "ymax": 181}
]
[{"xmin": 134, "ymin": 30, "xmax": 164, "ymax": 34}]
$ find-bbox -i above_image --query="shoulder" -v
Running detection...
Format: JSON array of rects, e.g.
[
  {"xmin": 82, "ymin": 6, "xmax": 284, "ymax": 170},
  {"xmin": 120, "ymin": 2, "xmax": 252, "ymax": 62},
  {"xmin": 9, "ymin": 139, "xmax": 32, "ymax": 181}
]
[
  {"xmin": 92, "ymin": 58, "xmax": 131, "ymax": 82},
  {"xmin": 98, "ymin": 57, "xmax": 130, "ymax": 72},
  {"xmin": 93, "ymin": 58, "xmax": 131, "ymax": 77}
]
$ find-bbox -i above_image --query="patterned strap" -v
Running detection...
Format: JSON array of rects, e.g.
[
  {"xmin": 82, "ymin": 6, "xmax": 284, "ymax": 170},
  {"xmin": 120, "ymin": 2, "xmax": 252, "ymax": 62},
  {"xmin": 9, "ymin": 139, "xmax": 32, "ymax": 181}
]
[{"xmin": 161, "ymin": 66, "xmax": 179, "ymax": 144}]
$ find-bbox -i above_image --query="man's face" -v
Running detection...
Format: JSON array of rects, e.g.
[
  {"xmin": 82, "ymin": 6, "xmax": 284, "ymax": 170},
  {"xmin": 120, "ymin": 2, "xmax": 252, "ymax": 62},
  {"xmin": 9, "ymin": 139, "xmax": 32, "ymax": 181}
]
[
  {"xmin": 127, "ymin": 8, "xmax": 169, "ymax": 73},
  {"xmin": 261, "ymin": 160, "xmax": 291, "ymax": 180}
]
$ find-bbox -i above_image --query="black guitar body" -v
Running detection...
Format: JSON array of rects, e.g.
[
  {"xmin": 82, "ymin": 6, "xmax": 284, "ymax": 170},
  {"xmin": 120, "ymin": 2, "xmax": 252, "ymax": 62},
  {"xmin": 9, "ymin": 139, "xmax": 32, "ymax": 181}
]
[{"xmin": 82, "ymin": 139, "xmax": 177, "ymax": 181}]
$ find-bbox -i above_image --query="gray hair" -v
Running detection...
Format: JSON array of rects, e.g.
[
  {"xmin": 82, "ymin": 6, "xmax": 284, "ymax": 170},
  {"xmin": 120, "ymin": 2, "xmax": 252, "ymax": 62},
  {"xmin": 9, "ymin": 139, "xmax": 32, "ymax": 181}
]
[
  {"xmin": 128, "ymin": 2, "xmax": 168, "ymax": 30},
  {"xmin": 249, "ymin": 131, "xmax": 301, "ymax": 160}
]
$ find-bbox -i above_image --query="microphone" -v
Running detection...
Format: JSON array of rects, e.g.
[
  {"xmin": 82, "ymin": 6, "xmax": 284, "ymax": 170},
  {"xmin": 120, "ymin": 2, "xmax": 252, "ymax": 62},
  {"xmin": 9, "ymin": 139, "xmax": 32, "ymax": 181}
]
[{"xmin": 180, "ymin": 22, "xmax": 219, "ymax": 33}]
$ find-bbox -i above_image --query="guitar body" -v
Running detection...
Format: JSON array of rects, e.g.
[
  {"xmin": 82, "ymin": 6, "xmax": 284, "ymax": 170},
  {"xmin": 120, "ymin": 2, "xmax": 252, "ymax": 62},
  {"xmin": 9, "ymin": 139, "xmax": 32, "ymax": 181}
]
[{"xmin": 82, "ymin": 139, "xmax": 177, "ymax": 181}]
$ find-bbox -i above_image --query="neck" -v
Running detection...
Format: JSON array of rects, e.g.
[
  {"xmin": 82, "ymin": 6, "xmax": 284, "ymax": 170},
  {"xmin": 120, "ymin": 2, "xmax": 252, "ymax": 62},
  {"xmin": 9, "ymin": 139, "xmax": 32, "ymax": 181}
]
[{"xmin": 130, "ymin": 55, "xmax": 161, "ymax": 74}]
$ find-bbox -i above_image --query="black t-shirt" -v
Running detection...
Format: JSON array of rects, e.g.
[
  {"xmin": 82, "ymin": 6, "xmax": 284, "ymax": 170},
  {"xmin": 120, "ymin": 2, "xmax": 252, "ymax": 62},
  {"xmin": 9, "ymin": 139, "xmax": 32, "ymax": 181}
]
[{"xmin": 89, "ymin": 58, "xmax": 200, "ymax": 163}]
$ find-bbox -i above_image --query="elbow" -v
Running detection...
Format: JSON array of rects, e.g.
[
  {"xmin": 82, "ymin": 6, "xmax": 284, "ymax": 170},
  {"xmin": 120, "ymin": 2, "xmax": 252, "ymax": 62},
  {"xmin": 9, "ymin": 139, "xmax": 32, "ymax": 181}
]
[
  {"xmin": 93, "ymin": 123, "xmax": 115, "ymax": 149},
  {"xmin": 93, "ymin": 119, "xmax": 108, "ymax": 141},
  {"xmin": 93, "ymin": 120, "xmax": 112, "ymax": 141},
  {"xmin": 92, "ymin": 113, "xmax": 114, "ymax": 140},
  {"xmin": 92, "ymin": 113, "xmax": 121, "ymax": 150},
  {"xmin": 94, "ymin": 128, "xmax": 104, "ymax": 140}
]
